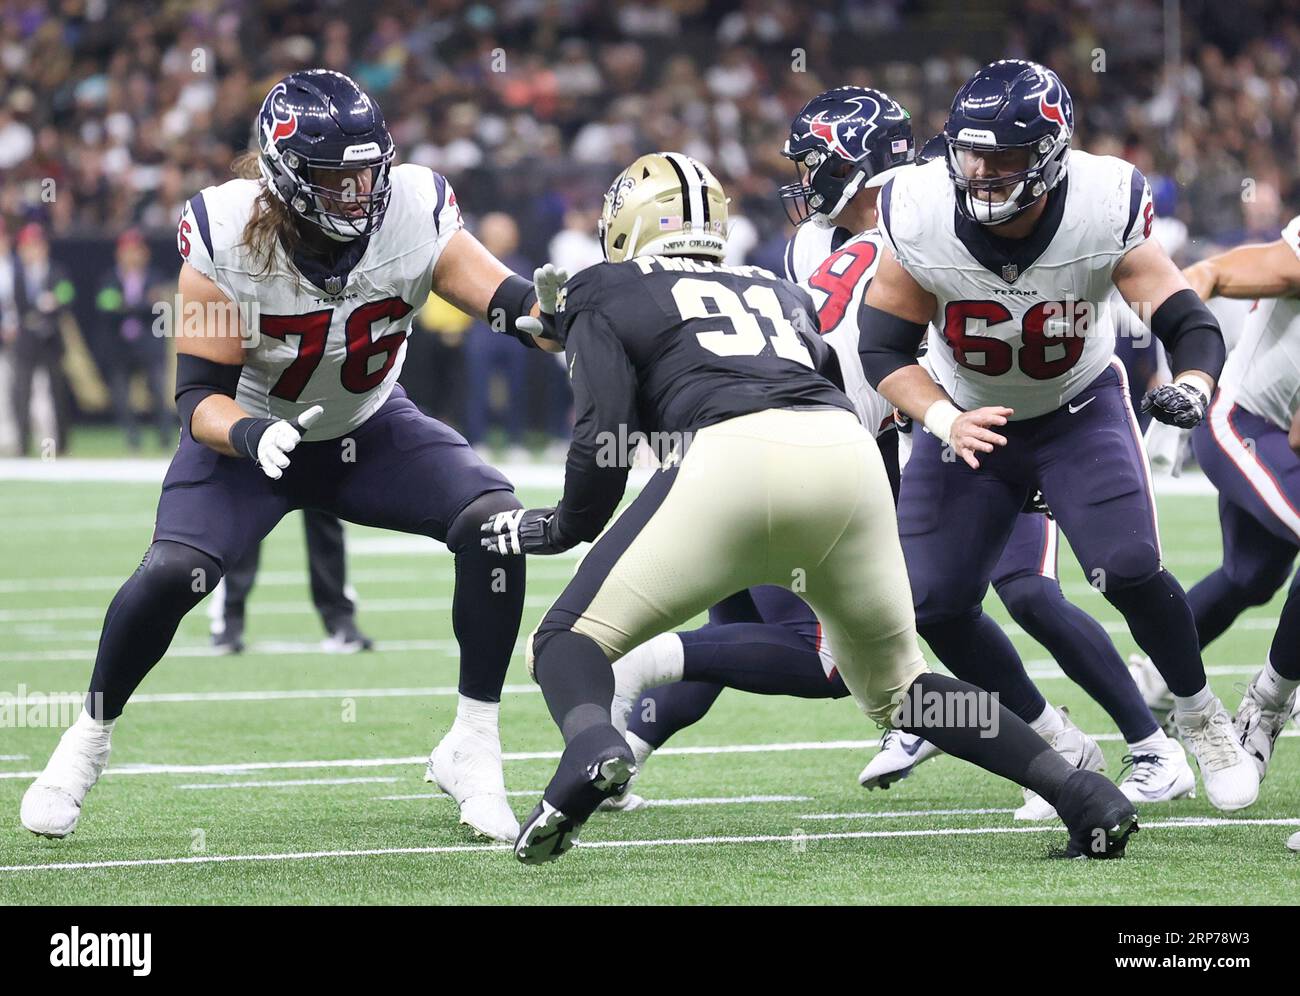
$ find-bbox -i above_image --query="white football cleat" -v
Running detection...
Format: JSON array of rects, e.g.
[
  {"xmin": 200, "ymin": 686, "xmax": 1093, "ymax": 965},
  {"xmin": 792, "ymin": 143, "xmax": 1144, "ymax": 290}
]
[
  {"xmin": 1175, "ymin": 697, "xmax": 1259, "ymax": 811},
  {"xmin": 1288, "ymin": 831, "xmax": 1300, "ymax": 853},
  {"xmin": 858, "ymin": 730, "xmax": 941, "ymax": 790},
  {"xmin": 425, "ymin": 725, "xmax": 519, "ymax": 842},
  {"xmin": 1118, "ymin": 736, "xmax": 1196, "ymax": 804},
  {"xmin": 1128, "ymin": 654, "xmax": 1175, "ymax": 732},
  {"xmin": 21, "ymin": 711, "xmax": 114, "ymax": 838},
  {"xmin": 1016, "ymin": 708, "xmax": 1105, "ymax": 821},
  {"xmin": 1234, "ymin": 674, "xmax": 1297, "ymax": 781},
  {"xmin": 598, "ymin": 730, "xmax": 654, "ymax": 812}
]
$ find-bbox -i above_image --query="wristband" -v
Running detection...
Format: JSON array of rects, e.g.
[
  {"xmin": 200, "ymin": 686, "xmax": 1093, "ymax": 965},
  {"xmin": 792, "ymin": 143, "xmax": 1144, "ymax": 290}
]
[
  {"xmin": 1174, "ymin": 373, "xmax": 1213, "ymax": 401},
  {"xmin": 228, "ymin": 417, "xmax": 275, "ymax": 460},
  {"xmin": 922, "ymin": 400, "xmax": 961, "ymax": 444}
]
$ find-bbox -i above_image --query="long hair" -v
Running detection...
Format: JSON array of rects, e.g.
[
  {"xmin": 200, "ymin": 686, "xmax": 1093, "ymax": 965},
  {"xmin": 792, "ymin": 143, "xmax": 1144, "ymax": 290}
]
[{"xmin": 231, "ymin": 150, "xmax": 303, "ymax": 281}]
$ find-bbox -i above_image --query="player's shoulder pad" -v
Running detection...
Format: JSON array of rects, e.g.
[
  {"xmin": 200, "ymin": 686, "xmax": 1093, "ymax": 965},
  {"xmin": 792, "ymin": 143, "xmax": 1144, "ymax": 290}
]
[
  {"xmin": 1281, "ymin": 215, "xmax": 1300, "ymax": 262},
  {"xmin": 390, "ymin": 163, "xmax": 462, "ymax": 236},
  {"xmin": 1068, "ymin": 150, "xmax": 1152, "ymax": 251},
  {"xmin": 178, "ymin": 177, "xmax": 259, "ymax": 275},
  {"xmin": 557, "ymin": 260, "xmax": 638, "ymax": 316},
  {"xmin": 876, "ymin": 158, "xmax": 948, "ymax": 261}
]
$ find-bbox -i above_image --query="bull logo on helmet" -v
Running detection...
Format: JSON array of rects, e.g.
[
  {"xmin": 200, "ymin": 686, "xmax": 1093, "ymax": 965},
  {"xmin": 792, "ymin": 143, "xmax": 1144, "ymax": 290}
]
[
  {"xmin": 263, "ymin": 82, "xmax": 298, "ymax": 145},
  {"xmin": 1038, "ymin": 88, "xmax": 1068, "ymax": 131},
  {"xmin": 807, "ymin": 94, "xmax": 881, "ymax": 161}
]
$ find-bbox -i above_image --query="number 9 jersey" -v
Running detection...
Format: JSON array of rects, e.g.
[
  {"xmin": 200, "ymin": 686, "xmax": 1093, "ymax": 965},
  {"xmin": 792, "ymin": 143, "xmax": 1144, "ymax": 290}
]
[
  {"xmin": 877, "ymin": 151, "xmax": 1153, "ymax": 420},
  {"xmin": 177, "ymin": 164, "xmax": 463, "ymax": 439}
]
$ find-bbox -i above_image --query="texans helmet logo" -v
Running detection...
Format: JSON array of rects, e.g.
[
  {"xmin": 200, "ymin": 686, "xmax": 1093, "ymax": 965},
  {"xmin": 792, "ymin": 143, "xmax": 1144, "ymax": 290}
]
[
  {"xmin": 808, "ymin": 94, "xmax": 881, "ymax": 161},
  {"xmin": 1038, "ymin": 89, "xmax": 1068, "ymax": 131},
  {"xmin": 264, "ymin": 83, "xmax": 298, "ymax": 145}
]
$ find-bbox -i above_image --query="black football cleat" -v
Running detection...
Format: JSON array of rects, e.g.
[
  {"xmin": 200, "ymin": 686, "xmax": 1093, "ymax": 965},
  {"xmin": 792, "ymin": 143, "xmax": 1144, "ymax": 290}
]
[
  {"xmin": 211, "ymin": 621, "xmax": 245, "ymax": 655},
  {"xmin": 1051, "ymin": 768, "xmax": 1139, "ymax": 859},
  {"xmin": 515, "ymin": 730, "xmax": 636, "ymax": 865}
]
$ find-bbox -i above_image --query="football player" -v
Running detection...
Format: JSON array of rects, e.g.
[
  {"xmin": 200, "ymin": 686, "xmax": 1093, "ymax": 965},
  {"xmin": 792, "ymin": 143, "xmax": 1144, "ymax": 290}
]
[
  {"xmin": 482, "ymin": 151, "xmax": 1137, "ymax": 864},
  {"xmin": 613, "ymin": 88, "xmax": 1191, "ymax": 818},
  {"xmin": 1171, "ymin": 228, "xmax": 1300, "ymax": 814},
  {"xmin": 857, "ymin": 59, "xmax": 1258, "ymax": 811},
  {"xmin": 20, "ymin": 70, "xmax": 563, "ymax": 843}
]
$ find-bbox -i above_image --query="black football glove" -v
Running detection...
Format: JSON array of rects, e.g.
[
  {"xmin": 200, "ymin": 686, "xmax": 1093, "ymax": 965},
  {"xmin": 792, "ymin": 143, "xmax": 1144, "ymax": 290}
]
[
  {"xmin": 1022, "ymin": 489, "xmax": 1053, "ymax": 518},
  {"xmin": 1140, "ymin": 381, "xmax": 1209, "ymax": 429},
  {"xmin": 480, "ymin": 507, "xmax": 574, "ymax": 555}
]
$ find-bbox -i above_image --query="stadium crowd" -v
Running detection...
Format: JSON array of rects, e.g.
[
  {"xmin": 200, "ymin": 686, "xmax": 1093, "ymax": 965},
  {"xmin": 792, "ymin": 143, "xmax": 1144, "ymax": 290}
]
[{"xmin": 0, "ymin": 0, "xmax": 1294, "ymax": 454}]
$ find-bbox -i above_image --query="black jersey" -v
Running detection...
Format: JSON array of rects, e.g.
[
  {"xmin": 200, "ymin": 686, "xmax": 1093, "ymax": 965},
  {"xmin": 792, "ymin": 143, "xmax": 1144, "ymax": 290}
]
[{"xmin": 552, "ymin": 255, "xmax": 855, "ymax": 542}]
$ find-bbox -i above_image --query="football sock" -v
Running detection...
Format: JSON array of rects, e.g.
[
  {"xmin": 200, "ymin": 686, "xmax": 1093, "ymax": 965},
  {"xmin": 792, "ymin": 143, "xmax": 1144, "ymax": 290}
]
[
  {"xmin": 454, "ymin": 695, "xmax": 499, "ymax": 736},
  {"xmin": 627, "ymin": 680, "xmax": 725, "ymax": 748},
  {"xmin": 1126, "ymin": 729, "xmax": 1170, "ymax": 754},
  {"xmin": 680, "ymin": 623, "xmax": 847, "ymax": 697},
  {"xmin": 621, "ymin": 632, "xmax": 685, "ymax": 687},
  {"xmin": 998, "ymin": 573, "xmax": 1158, "ymax": 742},
  {"xmin": 917, "ymin": 609, "xmax": 1046, "ymax": 722},
  {"xmin": 533, "ymin": 630, "xmax": 616, "ymax": 744},
  {"xmin": 446, "ymin": 492, "xmax": 527, "ymax": 703},
  {"xmin": 1266, "ymin": 584, "xmax": 1300, "ymax": 683},
  {"xmin": 1028, "ymin": 702, "xmax": 1065, "ymax": 739},
  {"xmin": 1174, "ymin": 684, "xmax": 1215, "ymax": 714},
  {"xmin": 1259, "ymin": 660, "xmax": 1300, "ymax": 705},
  {"xmin": 85, "ymin": 540, "xmax": 222, "ymax": 721},
  {"xmin": 897, "ymin": 672, "xmax": 1074, "ymax": 803},
  {"xmin": 1105, "ymin": 570, "xmax": 1206, "ymax": 696}
]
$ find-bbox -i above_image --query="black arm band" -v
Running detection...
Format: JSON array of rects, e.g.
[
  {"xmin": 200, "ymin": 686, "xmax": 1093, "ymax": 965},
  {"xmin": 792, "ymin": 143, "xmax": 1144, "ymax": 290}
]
[
  {"xmin": 228, "ymin": 417, "xmax": 275, "ymax": 460},
  {"xmin": 174, "ymin": 353, "xmax": 242, "ymax": 435},
  {"xmin": 1150, "ymin": 288, "xmax": 1226, "ymax": 381},
  {"xmin": 858, "ymin": 304, "xmax": 928, "ymax": 388},
  {"xmin": 487, "ymin": 273, "xmax": 540, "ymax": 348}
]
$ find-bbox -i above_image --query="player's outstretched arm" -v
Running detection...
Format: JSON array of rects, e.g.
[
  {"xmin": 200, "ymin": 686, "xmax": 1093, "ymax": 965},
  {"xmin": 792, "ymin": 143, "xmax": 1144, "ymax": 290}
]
[
  {"xmin": 1114, "ymin": 239, "xmax": 1225, "ymax": 427},
  {"xmin": 431, "ymin": 229, "xmax": 566, "ymax": 353},
  {"xmin": 860, "ymin": 247, "xmax": 1011, "ymax": 469},
  {"xmin": 176, "ymin": 263, "xmax": 321, "ymax": 478},
  {"xmin": 1183, "ymin": 239, "xmax": 1300, "ymax": 301}
]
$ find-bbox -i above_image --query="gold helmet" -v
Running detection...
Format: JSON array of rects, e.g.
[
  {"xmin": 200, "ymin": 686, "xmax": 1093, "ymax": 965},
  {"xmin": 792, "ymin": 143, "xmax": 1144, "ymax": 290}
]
[{"xmin": 598, "ymin": 152, "xmax": 729, "ymax": 263}]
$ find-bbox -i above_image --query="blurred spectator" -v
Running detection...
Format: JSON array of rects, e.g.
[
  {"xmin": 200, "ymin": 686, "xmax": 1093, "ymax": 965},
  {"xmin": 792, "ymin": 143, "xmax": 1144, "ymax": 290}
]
[
  {"xmin": 95, "ymin": 230, "xmax": 173, "ymax": 451},
  {"xmin": 9, "ymin": 224, "xmax": 73, "ymax": 456}
]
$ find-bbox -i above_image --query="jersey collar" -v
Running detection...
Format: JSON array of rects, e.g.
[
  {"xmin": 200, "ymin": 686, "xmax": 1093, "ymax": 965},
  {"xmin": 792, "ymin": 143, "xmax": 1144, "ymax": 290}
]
[
  {"xmin": 290, "ymin": 233, "xmax": 372, "ymax": 297},
  {"xmin": 952, "ymin": 175, "xmax": 1069, "ymax": 284}
]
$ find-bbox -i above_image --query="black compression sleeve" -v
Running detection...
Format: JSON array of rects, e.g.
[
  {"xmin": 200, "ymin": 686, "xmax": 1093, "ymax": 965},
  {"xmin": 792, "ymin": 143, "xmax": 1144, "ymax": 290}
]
[
  {"xmin": 174, "ymin": 353, "xmax": 242, "ymax": 435},
  {"xmin": 487, "ymin": 273, "xmax": 540, "ymax": 348},
  {"xmin": 857, "ymin": 304, "xmax": 928, "ymax": 388},
  {"xmin": 1149, "ymin": 288, "xmax": 1226, "ymax": 381}
]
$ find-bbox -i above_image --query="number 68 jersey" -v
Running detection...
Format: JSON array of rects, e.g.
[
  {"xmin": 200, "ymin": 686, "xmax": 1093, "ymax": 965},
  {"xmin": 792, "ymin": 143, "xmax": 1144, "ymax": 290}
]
[
  {"xmin": 177, "ymin": 164, "xmax": 463, "ymax": 439},
  {"xmin": 877, "ymin": 151, "xmax": 1153, "ymax": 420}
]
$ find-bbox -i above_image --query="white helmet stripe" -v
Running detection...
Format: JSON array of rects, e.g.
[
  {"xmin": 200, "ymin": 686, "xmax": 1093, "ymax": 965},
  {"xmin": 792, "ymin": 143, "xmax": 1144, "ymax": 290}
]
[{"xmin": 663, "ymin": 152, "xmax": 706, "ymax": 231}]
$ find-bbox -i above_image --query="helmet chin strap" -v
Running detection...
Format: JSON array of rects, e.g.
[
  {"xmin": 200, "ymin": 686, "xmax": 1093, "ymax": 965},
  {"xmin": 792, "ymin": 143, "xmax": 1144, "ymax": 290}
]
[{"xmin": 968, "ymin": 179, "xmax": 1026, "ymax": 225}]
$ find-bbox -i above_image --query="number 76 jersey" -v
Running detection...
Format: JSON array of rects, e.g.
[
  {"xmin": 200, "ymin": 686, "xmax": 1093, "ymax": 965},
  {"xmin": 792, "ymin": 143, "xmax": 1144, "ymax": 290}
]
[
  {"xmin": 877, "ymin": 151, "xmax": 1154, "ymax": 420},
  {"xmin": 177, "ymin": 164, "xmax": 463, "ymax": 439}
]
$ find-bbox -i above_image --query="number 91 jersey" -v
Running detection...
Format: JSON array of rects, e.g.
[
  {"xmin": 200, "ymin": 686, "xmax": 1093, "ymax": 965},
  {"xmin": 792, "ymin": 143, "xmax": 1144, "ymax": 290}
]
[
  {"xmin": 177, "ymin": 164, "xmax": 463, "ymax": 439},
  {"xmin": 877, "ymin": 152, "xmax": 1153, "ymax": 420}
]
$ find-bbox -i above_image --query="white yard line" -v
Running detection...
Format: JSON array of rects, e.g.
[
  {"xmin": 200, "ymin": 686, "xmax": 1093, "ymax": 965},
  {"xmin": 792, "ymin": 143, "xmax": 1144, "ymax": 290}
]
[
  {"xmin": 799, "ymin": 807, "xmax": 1016, "ymax": 820},
  {"xmin": 3, "ymin": 816, "xmax": 1297, "ymax": 875},
  {"xmin": 0, "ymin": 597, "xmax": 559, "ymax": 624},
  {"xmin": 379, "ymin": 789, "xmax": 541, "ymax": 801},
  {"xmin": 179, "ymin": 776, "xmax": 401, "ymax": 790},
  {"xmin": 2, "ymin": 730, "xmax": 1296, "ymax": 782}
]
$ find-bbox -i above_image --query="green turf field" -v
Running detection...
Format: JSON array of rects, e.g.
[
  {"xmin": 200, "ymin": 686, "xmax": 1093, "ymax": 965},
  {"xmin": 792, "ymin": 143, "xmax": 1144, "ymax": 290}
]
[{"xmin": 1, "ymin": 476, "xmax": 1297, "ymax": 904}]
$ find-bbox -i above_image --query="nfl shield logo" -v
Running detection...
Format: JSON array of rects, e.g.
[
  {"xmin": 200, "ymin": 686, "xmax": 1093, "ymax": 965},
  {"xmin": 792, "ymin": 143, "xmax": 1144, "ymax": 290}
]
[
  {"xmin": 325, "ymin": 275, "xmax": 343, "ymax": 295},
  {"xmin": 1001, "ymin": 263, "xmax": 1019, "ymax": 283}
]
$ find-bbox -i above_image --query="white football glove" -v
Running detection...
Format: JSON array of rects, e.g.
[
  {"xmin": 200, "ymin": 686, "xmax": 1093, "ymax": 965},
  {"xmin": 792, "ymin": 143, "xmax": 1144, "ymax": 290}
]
[
  {"xmin": 514, "ymin": 263, "xmax": 569, "ymax": 341},
  {"xmin": 256, "ymin": 405, "xmax": 323, "ymax": 480}
]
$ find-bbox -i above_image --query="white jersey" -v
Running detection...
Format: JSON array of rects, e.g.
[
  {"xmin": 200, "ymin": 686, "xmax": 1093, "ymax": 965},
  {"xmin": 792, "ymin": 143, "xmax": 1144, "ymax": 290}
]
[
  {"xmin": 178, "ymin": 164, "xmax": 463, "ymax": 439},
  {"xmin": 879, "ymin": 151, "xmax": 1154, "ymax": 419},
  {"xmin": 783, "ymin": 219, "xmax": 856, "ymax": 282},
  {"xmin": 1217, "ymin": 215, "xmax": 1300, "ymax": 430},
  {"xmin": 786, "ymin": 225, "xmax": 893, "ymax": 437}
]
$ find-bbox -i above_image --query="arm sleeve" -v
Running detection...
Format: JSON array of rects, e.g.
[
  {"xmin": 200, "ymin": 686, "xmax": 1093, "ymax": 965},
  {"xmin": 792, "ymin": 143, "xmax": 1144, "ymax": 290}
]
[
  {"xmin": 857, "ymin": 301, "xmax": 929, "ymax": 388},
  {"xmin": 554, "ymin": 309, "xmax": 638, "ymax": 543},
  {"xmin": 1150, "ymin": 288, "xmax": 1226, "ymax": 381}
]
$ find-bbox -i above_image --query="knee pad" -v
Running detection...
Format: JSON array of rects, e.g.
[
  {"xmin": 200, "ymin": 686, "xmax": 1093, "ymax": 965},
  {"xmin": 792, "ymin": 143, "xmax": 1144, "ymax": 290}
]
[
  {"xmin": 446, "ymin": 489, "xmax": 523, "ymax": 554},
  {"xmin": 1088, "ymin": 541, "xmax": 1160, "ymax": 591},
  {"xmin": 994, "ymin": 574, "xmax": 1062, "ymax": 627},
  {"xmin": 137, "ymin": 540, "xmax": 223, "ymax": 607}
]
